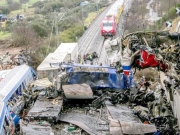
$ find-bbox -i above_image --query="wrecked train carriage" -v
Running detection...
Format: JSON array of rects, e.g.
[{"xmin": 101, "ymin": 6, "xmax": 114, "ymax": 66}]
[
  {"xmin": 26, "ymin": 84, "xmax": 63, "ymax": 122},
  {"xmin": 122, "ymin": 30, "xmax": 173, "ymax": 49},
  {"xmin": 52, "ymin": 63, "xmax": 135, "ymax": 93},
  {"xmin": 121, "ymin": 31, "xmax": 180, "ymax": 131},
  {"xmin": 37, "ymin": 43, "xmax": 78, "ymax": 81},
  {"xmin": 0, "ymin": 65, "xmax": 36, "ymax": 135},
  {"xmin": 19, "ymin": 78, "xmax": 64, "ymax": 135}
]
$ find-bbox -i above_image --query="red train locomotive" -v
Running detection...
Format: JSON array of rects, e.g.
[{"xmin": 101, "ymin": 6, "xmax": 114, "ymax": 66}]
[{"xmin": 101, "ymin": 0, "xmax": 124, "ymax": 37}]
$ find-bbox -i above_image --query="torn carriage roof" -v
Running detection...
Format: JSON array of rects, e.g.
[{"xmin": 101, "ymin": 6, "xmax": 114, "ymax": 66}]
[{"xmin": 0, "ymin": 65, "xmax": 36, "ymax": 103}]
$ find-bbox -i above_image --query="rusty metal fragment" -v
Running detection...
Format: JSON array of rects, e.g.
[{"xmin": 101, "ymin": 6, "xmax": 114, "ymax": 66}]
[{"xmin": 62, "ymin": 83, "xmax": 93, "ymax": 99}]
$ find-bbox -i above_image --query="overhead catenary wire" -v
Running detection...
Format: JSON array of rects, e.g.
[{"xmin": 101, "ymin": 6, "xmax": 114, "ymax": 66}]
[{"xmin": 46, "ymin": 1, "xmax": 86, "ymax": 56}]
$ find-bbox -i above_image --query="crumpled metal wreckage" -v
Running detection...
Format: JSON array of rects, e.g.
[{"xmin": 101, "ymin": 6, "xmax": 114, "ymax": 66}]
[
  {"xmin": 0, "ymin": 50, "xmax": 33, "ymax": 71},
  {"xmin": 18, "ymin": 31, "xmax": 180, "ymax": 135},
  {"xmin": 103, "ymin": 31, "xmax": 180, "ymax": 134}
]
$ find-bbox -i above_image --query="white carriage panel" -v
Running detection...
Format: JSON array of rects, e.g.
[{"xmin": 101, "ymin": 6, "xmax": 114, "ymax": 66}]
[
  {"xmin": 0, "ymin": 65, "xmax": 32, "ymax": 101},
  {"xmin": 106, "ymin": 0, "xmax": 124, "ymax": 17},
  {"xmin": 0, "ymin": 70, "xmax": 11, "ymax": 82},
  {"xmin": 54, "ymin": 43, "xmax": 78, "ymax": 63},
  {"xmin": 0, "ymin": 102, "xmax": 6, "ymax": 133},
  {"xmin": 37, "ymin": 52, "xmax": 72, "ymax": 79},
  {"xmin": 37, "ymin": 52, "xmax": 68, "ymax": 71},
  {"xmin": 54, "ymin": 43, "xmax": 77, "ymax": 53}
]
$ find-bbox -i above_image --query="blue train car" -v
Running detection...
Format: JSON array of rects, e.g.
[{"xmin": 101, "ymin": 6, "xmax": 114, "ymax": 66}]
[
  {"xmin": 54, "ymin": 63, "xmax": 135, "ymax": 90},
  {"xmin": 0, "ymin": 64, "xmax": 36, "ymax": 135},
  {"xmin": 0, "ymin": 102, "xmax": 15, "ymax": 135}
]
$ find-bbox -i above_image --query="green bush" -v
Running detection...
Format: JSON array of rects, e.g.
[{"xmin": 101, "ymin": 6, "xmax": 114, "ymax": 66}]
[
  {"xmin": 0, "ymin": 6, "xmax": 10, "ymax": 14},
  {"xmin": 49, "ymin": 36, "xmax": 56, "ymax": 48},
  {"xmin": 40, "ymin": 4, "xmax": 53, "ymax": 15},
  {"xmin": 36, "ymin": 45, "xmax": 55, "ymax": 59},
  {"xmin": 49, "ymin": 2, "xmax": 63, "ymax": 11},
  {"xmin": 168, "ymin": 6, "xmax": 176, "ymax": 19},
  {"xmin": 32, "ymin": 1, "xmax": 44, "ymax": 8},
  {"xmin": 156, "ymin": 5, "xmax": 177, "ymax": 29},
  {"xmin": 4, "ymin": 21, "xmax": 13, "ymax": 31},
  {"xmin": 176, "ymin": 3, "xmax": 180, "ymax": 7},
  {"xmin": 31, "ymin": 23, "xmax": 49, "ymax": 37},
  {"xmin": 26, "ymin": 16, "xmax": 34, "ymax": 22},
  {"xmin": 8, "ymin": 2, "xmax": 21, "ymax": 11},
  {"xmin": 59, "ymin": 24, "xmax": 83, "ymax": 42}
]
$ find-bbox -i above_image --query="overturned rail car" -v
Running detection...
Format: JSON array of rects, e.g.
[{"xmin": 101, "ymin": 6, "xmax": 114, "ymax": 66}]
[{"xmin": 0, "ymin": 64, "xmax": 36, "ymax": 135}]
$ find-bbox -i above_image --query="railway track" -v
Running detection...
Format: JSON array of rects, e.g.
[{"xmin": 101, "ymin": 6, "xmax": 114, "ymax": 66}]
[
  {"xmin": 78, "ymin": 5, "xmax": 111, "ymax": 56},
  {"xmin": 78, "ymin": 0, "xmax": 132, "ymax": 65},
  {"xmin": 96, "ymin": 0, "xmax": 132, "ymax": 65}
]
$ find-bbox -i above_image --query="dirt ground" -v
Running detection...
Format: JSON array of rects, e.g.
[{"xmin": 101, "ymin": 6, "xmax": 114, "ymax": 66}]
[{"xmin": 0, "ymin": 39, "xmax": 22, "ymax": 56}]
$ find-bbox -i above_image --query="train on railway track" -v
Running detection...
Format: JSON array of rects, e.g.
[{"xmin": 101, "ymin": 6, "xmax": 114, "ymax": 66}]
[{"xmin": 100, "ymin": 0, "xmax": 124, "ymax": 37}]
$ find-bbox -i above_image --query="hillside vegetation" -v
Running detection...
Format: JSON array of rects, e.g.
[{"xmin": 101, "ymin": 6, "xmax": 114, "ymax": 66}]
[
  {"xmin": 0, "ymin": 0, "xmax": 108, "ymax": 68},
  {"xmin": 124, "ymin": 0, "xmax": 180, "ymax": 33}
]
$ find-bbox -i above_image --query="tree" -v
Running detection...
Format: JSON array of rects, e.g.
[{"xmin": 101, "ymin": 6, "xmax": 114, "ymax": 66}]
[
  {"xmin": 41, "ymin": 4, "xmax": 53, "ymax": 15},
  {"xmin": 19, "ymin": 0, "xmax": 29, "ymax": 4},
  {"xmin": 6, "ymin": 0, "xmax": 13, "ymax": 5},
  {"xmin": 59, "ymin": 24, "xmax": 83, "ymax": 42},
  {"xmin": 31, "ymin": 23, "xmax": 49, "ymax": 37},
  {"xmin": 0, "ymin": 6, "xmax": 10, "ymax": 14},
  {"xmin": 10, "ymin": 22, "xmax": 42, "ymax": 53},
  {"xmin": 32, "ymin": 1, "xmax": 44, "ymax": 8},
  {"xmin": 8, "ymin": 2, "xmax": 21, "ymax": 11}
]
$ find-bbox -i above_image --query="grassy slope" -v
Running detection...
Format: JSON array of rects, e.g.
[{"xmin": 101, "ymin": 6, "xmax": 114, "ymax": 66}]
[
  {"xmin": 0, "ymin": 0, "xmax": 40, "ymax": 38},
  {"xmin": 0, "ymin": 0, "xmax": 39, "ymax": 6},
  {"xmin": 84, "ymin": 7, "xmax": 105, "ymax": 27},
  {"xmin": 0, "ymin": 31, "xmax": 11, "ymax": 40},
  {"xmin": 9, "ymin": 8, "xmax": 35, "ymax": 17},
  {"xmin": 0, "ymin": 0, "xmax": 6, "ymax": 5},
  {"xmin": 84, "ymin": 12, "xmax": 97, "ymax": 27},
  {"xmin": 0, "ymin": 0, "xmax": 38, "ymax": 18}
]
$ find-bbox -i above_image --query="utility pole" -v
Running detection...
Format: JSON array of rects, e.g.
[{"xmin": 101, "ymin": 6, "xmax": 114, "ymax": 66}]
[
  {"xmin": 54, "ymin": 10, "xmax": 59, "ymax": 48},
  {"xmin": 167, "ymin": 0, "xmax": 170, "ymax": 19},
  {"xmin": 96, "ymin": 1, "xmax": 99, "ymax": 13},
  {"xmin": 81, "ymin": 6, "xmax": 85, "ymax": 31},
  {"xmin": 158, "ymin": 0, "xmax": 162, "ymax": 17},
  {"xmin": 177, "ymin": 22, "xmax": 180, "ymax": 44},
  {"xmin": 141, "ymin": 1, "xmax": 143, "ymax": 19}
]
